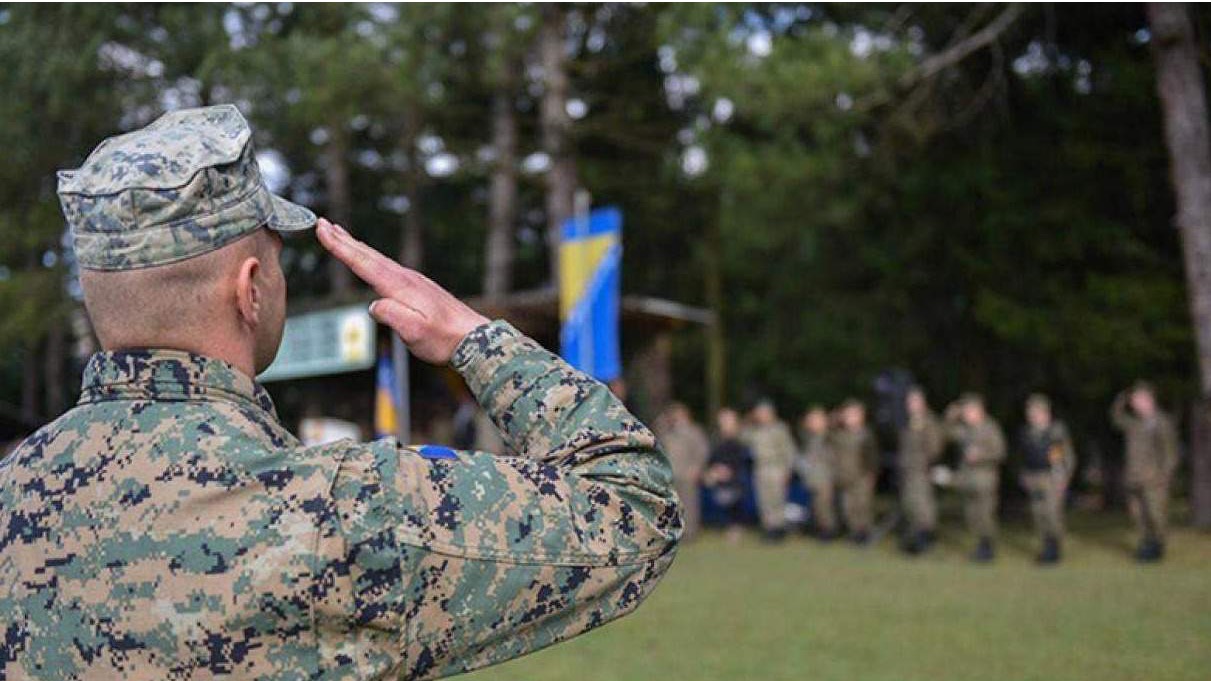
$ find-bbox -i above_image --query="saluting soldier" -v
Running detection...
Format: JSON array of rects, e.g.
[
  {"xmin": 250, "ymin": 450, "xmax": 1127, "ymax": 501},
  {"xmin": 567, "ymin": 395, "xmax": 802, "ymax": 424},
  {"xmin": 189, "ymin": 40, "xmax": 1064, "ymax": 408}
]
[
  {"xmin": 898, "ymin": 387, "xmax": 945, "ymax": 555},
  {"xmin": 829, "ymin": 399, "xmax": 880, "ymax": 544},
  {"xmin": 742, "ymin": 399, "xmax": 797, "ymax": 540},
  {"xmin": 0, "ymin": 106, "xmax": 681, "ymax": 680},
  {"xmin": 798, "ymin": 406, "xmax": 838, "ymax": 539},
  {"xmin": 1017, "ymin": 394, "xmax": 1076, "ymax": 565},
  {"xmin": 1111, "ymin": 381, "xmax": 1180, "ymax": 562},
  {"xmin": 945, "ymin": 393, "xmax": 1007, "ymax": 563}
]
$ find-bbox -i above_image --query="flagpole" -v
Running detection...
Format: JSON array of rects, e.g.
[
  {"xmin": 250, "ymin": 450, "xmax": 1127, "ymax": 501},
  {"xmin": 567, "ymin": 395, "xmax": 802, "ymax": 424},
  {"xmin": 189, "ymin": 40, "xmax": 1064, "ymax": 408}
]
[{"xmin": 392, "ymin": 334, "xmax": 411, "ymax": 443}]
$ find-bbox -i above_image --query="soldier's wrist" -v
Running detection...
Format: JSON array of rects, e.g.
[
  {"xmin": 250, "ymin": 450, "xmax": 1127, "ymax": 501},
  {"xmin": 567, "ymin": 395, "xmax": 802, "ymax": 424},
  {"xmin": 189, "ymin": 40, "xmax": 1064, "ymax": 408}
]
[{"xmin": 450, "ymin": 319, "xmax": 531, "ymax": 394}]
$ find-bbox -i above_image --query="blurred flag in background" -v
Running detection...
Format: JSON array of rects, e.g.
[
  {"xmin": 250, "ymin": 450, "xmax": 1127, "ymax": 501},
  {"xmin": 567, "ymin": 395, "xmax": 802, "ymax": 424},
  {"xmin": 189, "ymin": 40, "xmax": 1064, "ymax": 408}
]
[
  {"xmin": 374, "ymin": 351, "xmax": 400, "ymax": 439},
  {"xmin": 559, "ymin": 206, "xmax": 623, "ymax": 382}
]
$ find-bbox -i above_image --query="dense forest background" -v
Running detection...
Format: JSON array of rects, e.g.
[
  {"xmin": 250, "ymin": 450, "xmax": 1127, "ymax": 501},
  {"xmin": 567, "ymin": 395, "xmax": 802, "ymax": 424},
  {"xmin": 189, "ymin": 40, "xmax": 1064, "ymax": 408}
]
[{"xmin": 0, "ymin": 4, "xmax": 1207, "ymax": 494}]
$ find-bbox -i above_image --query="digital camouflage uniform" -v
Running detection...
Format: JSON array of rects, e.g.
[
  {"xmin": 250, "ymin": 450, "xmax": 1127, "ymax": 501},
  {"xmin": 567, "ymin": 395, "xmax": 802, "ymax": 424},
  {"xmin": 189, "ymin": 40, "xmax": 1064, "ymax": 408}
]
[
  {"xmin": 897, "ymin": 411, "xmax": 944, "ymax": 536},
  {"xmin": 1018, "ymin": 421, "xmax": 1076, "ymax": 546},
  {"xmin": 741, "ymin": 421, "xmax": 796, "ymax": 532},
  {"xmin": 828, "ymin": 427, "xmax": 879, "ymax": 536},
  {"xmin": 946, "ymin": 417, "xmax": 1007, "ymax": 541},
  {"xmin": 798, "ymin": 430, "xmax": 836, "ymax": 534},
  {"xmin": 1111, "ymin": 394, "xmax": 1180, "ymax": 548},
  {"xmin": 0, "ymin": 105, "xmax": 681, "ymax": 680}
]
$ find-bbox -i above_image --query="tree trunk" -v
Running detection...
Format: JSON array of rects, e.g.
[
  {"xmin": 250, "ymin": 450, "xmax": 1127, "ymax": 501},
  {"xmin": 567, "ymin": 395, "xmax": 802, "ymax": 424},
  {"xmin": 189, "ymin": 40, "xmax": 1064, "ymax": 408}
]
[
  {"xmin": 400, "ymin": 104, "xmax": 425, "ymax": 270},
  {"xmin": 323, "ymin": 122, "xmax": 354, "ymax": 293},
  {"xmin": 540, "ymin": 5, "xmax": 576, "ymax": 287},
  {"xmin": 1148, "ymin": 2, "xmax": 1211, "ymax": 528},
  {"xmin": 705, "ymin": 191, "xmax": 727, "ymax": 421},
  {"xmin": 484, "ymin": 69, "xmax": 519, "ymax": 298}
]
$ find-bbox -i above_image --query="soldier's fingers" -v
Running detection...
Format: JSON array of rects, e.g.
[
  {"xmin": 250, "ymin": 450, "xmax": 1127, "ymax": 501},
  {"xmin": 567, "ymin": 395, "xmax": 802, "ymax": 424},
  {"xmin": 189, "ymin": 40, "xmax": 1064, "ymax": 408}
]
[
  {"xmin": 317, "ymin": 220, "xmax": 415, "ymax": 297},
  {"xmin": 369, "ymin": 298, "xmax": 428, "ymax": 342}
]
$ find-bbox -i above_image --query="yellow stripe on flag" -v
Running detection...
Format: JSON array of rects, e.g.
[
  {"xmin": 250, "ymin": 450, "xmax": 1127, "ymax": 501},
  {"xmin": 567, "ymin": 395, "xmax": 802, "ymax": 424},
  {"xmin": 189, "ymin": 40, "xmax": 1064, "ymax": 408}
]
[{"xmin": 559, "ymin": 233, "xmax": 617, "ymax": 320}]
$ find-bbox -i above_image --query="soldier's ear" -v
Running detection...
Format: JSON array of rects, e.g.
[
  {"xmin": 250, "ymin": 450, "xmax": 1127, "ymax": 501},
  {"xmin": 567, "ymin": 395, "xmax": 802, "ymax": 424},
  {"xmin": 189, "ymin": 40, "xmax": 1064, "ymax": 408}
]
[{"xmin": 234, "ymin": 255, "xmax": 263, "ymax": 330}]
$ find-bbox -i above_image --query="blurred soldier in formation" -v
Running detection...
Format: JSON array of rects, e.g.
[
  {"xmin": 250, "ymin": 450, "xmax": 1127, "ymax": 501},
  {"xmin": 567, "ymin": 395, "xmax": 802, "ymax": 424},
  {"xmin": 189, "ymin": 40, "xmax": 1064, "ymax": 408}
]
[
  {"xmin": 898, "ymin": 387, "xmax": 945, "ymax": 555},
  {"xmin": 657, "ymin": 402, "xmax": 711, "ymax": 541},
  {"xmin": 1017, "ymin": 394, "xmax": 1076, "ymax": 565},
  {"xmin": 829, "ymin": 399, "xmax": 880, "ymax": 544},
  {"xmin": 798, "ymin": 406, "xmax": 838, "ymax": 539},
  {"xmin": 1111, "ymin": 382, "xmax": 1180, "ymax": 562},
  {"xmin": 704, "ymin": 407, "xmax": 752, "ymax": 543},
  {"xmin": 742, "ymin": 399, "xmax": 797, "ymax": 540},
  {"xmin": 945, "ymin": 393, "xmax": 1007, "ymax": 563}
]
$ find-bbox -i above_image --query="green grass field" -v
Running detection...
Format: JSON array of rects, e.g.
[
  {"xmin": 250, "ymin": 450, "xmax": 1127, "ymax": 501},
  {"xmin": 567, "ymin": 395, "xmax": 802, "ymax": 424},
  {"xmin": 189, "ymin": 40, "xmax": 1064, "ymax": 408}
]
[{"xmin": 464, "ymin": 509, "xmax": 1211, "ymax": 681}]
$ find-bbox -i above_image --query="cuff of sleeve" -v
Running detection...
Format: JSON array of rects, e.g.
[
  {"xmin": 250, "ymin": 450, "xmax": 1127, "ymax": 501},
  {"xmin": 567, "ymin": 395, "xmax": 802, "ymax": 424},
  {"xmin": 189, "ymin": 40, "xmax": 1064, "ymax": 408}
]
[{"xmin": 450, "ymin": 320, "xmax": 526, "ymax": 391}]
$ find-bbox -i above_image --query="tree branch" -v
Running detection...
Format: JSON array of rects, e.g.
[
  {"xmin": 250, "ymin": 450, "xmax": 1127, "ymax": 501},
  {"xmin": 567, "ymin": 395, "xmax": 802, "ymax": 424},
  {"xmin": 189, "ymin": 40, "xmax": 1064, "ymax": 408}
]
[{"xmin": 898, "ymin": 3, "xmax": 1024, "ymax": 91}]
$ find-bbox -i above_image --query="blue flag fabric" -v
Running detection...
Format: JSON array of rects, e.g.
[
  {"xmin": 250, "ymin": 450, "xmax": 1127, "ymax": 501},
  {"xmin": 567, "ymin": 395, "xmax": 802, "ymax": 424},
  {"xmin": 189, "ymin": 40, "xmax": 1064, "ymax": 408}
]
[{"xmin": 558, "ymin": 207, "xmax": 623, "ymax": 383}]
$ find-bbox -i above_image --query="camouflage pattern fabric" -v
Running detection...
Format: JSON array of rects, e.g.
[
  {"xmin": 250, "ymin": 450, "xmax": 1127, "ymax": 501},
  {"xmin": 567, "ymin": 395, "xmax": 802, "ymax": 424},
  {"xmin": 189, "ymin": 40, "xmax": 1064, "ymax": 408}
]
[
  {"xmin": 57, "ymin": 104, "xmax": 315, "ymax": 271},
  {"xmin": 0, "ymin": 321, "xmax": 681, "ymax": 680},
  {"xmin": 798, "ymin": 432, "xmax": 836, "ymax": 533},
  {"xmin": 898, "ymin": 412, "xmax": 944, "ymax": 533},
  {"xmin": 1110, "ymin": 396, "xmax": 1180, "ymax": 542},
  {"xmin": 740, "ymin": 421, "xmax": 796, "ymax": 531},
  {"xmin": 946, "ymin": 418, "xmax": 1007, "ymax": 538}
]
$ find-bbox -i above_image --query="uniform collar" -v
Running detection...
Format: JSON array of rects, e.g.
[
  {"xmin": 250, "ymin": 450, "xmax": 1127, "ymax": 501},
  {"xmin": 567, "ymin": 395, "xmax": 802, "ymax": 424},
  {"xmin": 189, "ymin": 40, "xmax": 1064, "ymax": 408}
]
[{"xmin": 78, "ymin": 349, "xmax": 278, "ymax": 417}]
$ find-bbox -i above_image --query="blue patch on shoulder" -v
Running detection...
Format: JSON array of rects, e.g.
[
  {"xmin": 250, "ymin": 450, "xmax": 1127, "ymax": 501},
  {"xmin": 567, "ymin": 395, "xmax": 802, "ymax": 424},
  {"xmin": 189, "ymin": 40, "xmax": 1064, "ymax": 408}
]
[{"xmin": 419, "ymin": 445, "xmax": 458, "ymax": 461}]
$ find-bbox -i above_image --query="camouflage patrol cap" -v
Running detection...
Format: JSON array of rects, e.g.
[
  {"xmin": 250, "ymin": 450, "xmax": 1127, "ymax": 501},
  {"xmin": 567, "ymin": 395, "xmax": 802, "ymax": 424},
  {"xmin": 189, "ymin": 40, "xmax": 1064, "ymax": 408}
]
[{"xmin": 57, "ymin": 104, "xmax": 315, "ymax": 271}]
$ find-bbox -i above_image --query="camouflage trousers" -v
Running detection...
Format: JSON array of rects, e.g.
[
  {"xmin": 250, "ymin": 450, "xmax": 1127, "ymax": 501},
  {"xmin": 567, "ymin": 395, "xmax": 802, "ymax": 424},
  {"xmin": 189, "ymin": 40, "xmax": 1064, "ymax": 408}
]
[
  {"xmin": 674, "ymin": 474, "xmax": 702, "ymax": 540},
  {"xmin": 838, "ymin": 475, "xmax": 875, "ymax": 534},
  {"xmin": 899, "ymin": 468, "xmax": 937, "ymax": 533},
  {"xmin": 807, "ymin": 469, "xmax": 836, "ymax": 533},
  {"xmin": 754, "ymin": 464, "xmax": 791, "ymax": 531},
  {"xmin": 1020, "ymin": 470, "xmax": 1066, "ymax": 541},
  {"xmin": 959, "ymin": 467, "xmax": 999, "ymax": 538},
  {"xmin": 1126, "ymin": 478, "xmax": 1171, "ymax": 543}
]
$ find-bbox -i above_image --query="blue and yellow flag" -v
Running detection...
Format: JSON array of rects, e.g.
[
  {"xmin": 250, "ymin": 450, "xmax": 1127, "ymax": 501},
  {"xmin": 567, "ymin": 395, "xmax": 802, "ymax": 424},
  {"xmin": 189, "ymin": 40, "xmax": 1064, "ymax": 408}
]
[
  {"xmin": 559, "ymin": 207, "xmax": 622, "ymax": 382},
  {"xmin": 374, "ymin": 352, "xmax": 399, "ymax": 439}
]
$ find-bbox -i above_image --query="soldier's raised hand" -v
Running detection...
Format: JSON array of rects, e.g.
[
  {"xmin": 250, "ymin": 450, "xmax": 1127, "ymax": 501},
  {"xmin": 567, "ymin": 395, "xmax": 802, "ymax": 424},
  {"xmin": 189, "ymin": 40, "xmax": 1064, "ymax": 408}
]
[{"xmin": 316, "ymin": 218, "xmax": 489, "ymax": 365}]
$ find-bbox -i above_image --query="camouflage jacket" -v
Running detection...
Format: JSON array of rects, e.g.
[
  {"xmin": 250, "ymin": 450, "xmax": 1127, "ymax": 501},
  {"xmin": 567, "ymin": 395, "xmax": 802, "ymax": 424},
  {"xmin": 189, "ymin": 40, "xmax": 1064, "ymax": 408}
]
[
  {"xmin": 945, "ymin": 418, "xmax": 1007, "ymax": 472},
  {"xmin": 740, "ymin": 421, "xmax": 796, "ymax": 471},
  {"xmin": 0, "ymin": 321, "xmax": 681, "ymax": 680},
  {"xmin": 828, "ymin": 427, "xmax": 879, "ymax": 484},
  {"xmin": 897, "ymin": 412, "xmax": 944, "ymax": 474},
  {"xmin": 1110, "ymin": 396, "xmax": 1180, "ymax": 485}
]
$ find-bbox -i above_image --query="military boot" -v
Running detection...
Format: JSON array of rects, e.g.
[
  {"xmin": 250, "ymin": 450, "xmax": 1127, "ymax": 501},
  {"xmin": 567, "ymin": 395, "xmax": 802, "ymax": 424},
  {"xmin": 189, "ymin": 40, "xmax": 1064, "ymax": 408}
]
[
  {"xmin": 1135, "ymin": 538, "xmax": 1163, "ymax": 563},
  {"xmin": 970, "ymin": 536, "xmax": 995, "ymax": 563},
  {"xmin": 1036, "ymin": 535, "xmax": 1061, "ymax": 565}
]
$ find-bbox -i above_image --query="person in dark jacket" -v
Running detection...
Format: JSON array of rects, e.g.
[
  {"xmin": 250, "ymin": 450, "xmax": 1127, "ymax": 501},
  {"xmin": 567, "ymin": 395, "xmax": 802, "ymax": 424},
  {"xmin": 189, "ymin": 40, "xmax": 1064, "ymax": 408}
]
[{"xmin": 705, "ymin": 407, "xmax": 752, "ymax": 543}]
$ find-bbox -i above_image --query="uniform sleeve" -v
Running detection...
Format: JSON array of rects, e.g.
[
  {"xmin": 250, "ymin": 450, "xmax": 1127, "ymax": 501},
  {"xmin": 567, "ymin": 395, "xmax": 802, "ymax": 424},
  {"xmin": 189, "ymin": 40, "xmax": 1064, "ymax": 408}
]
[
  {"xmin": 391, "ymin": 321, "xmax": 680, "ymax": 679},
  {"xmin": 1056, "ymin": 423, "xmax": 1078, "ymax": 477}
]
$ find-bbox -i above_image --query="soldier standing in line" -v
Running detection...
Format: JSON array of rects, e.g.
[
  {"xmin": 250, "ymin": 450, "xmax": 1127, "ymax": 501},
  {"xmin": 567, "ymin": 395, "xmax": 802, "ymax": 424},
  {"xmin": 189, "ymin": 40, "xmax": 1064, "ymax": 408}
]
[
  {"xmin": 704, "ymin": 407, "xmax": 752, "ymax": 543},
  {"xmin": 741, "ymin": 399, "xmax": 797, "ymax": 541},
  {"xmin": 656, "ymin": 402, "xmax": 711, "ymax": 541},
  {"xmin": 829, "ymin": 399, "xmax": 880, "ymax": 544},
  {"xmin": 798, "ymin": 406, "xmax": 838, "ymax": 540},
  {"xmin": 898, "ymin": 387, "xmax": 945, "ymax": 555},
  {"xmin": 1017, "ymin": 393, "xmax": 1077, "ymax": 565},
  {"xmin": 944, "ymin": 393, "xmax": 1007, "ymax": 563},
  {"xmin": 1111, "ymin": 382, "xmax": 1180, "ymax": 562},
  {"xmin": 0, "ymin": 106, "xmax": 681, "ymax": 680}
]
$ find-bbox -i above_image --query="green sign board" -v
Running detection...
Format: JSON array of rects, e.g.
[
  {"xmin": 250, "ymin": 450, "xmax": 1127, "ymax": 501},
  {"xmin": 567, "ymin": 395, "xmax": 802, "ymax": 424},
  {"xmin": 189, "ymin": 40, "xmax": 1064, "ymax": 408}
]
[{"xmin": 258, "ymin": 304, "xmax": 376, "ymax": 382}]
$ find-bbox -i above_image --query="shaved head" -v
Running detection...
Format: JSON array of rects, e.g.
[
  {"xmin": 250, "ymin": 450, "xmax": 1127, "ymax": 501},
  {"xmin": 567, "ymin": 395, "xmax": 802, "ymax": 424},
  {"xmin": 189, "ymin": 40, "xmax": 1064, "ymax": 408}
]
[{"xmin": 81, "ymin": 228, "xmax": 286, "ymax": 375}]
